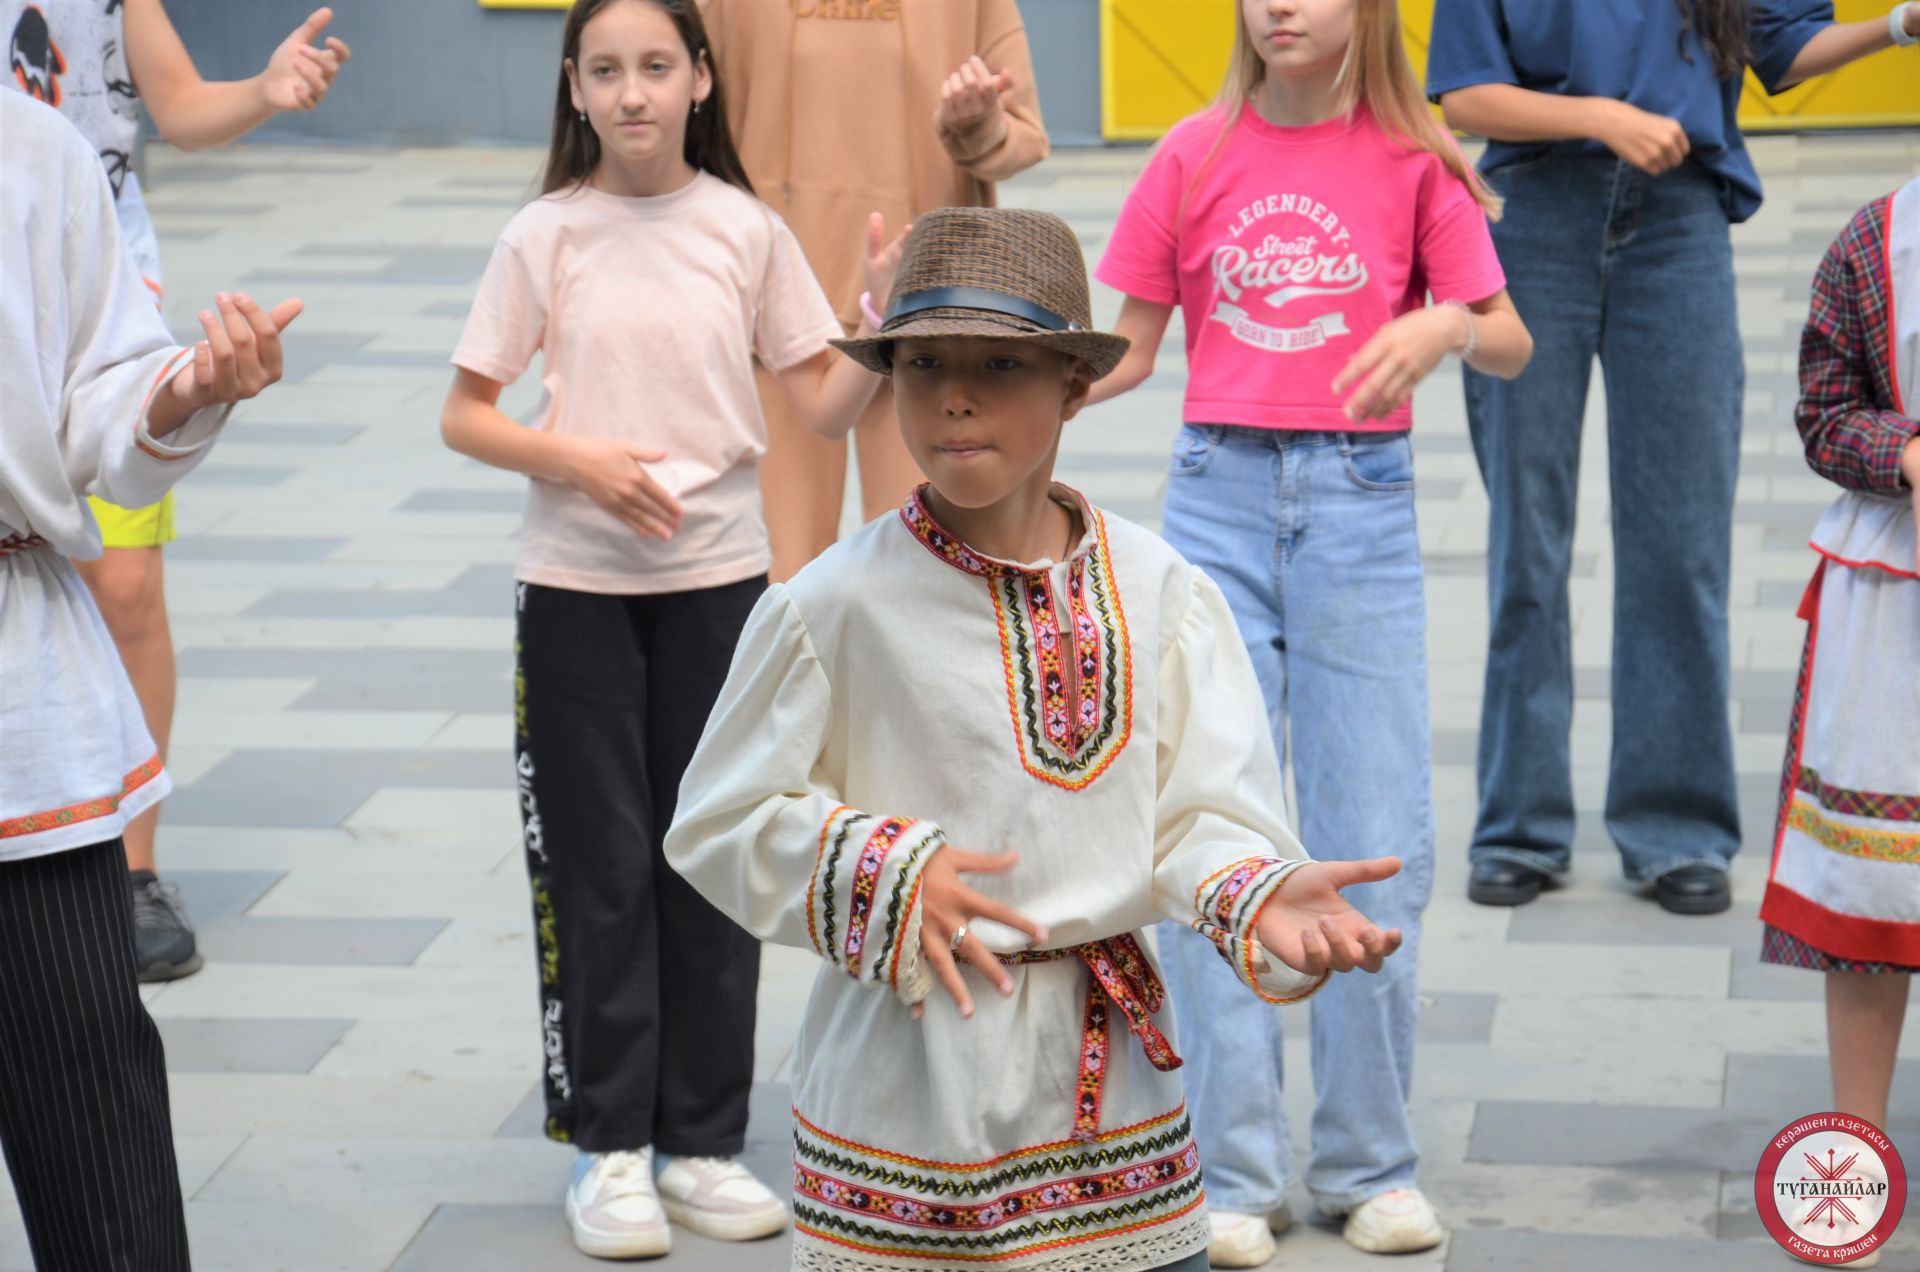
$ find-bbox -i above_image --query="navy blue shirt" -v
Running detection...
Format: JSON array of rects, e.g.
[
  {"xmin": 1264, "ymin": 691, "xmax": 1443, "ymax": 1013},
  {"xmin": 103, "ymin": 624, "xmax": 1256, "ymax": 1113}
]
[{"xmin": 1426, "ymin": 0, "xmax": 1830, "ymax": 223}]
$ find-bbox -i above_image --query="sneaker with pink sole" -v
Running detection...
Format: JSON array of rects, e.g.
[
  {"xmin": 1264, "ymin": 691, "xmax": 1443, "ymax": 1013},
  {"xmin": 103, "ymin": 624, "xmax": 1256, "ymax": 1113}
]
[{"xmin": 655, "ymin": 1155, "xmax": 789, "ymax": 1242}]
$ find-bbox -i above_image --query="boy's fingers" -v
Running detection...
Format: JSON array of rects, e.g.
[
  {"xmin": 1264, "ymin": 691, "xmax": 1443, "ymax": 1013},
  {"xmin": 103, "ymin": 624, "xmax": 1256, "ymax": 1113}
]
[
  {"xmin": 233, "ymin": 294, "xmax": 282, "ymax": 378},
  {"xmin": 266, "ymin": 297, "xmax": 305, "ymax": 331},
  {"xmin": 957, "ymin": 891, "xmax": 1048, "ymax": 947},
  {"xmin": 957, "ymin": 934, "xmax": 1012, "ymax": 996},
  {"xmin": 294, "ymin": 6, "xmax": 333, "ymax": 43},
  {"xmin": 1322, "ymin": 856, "xmax": 1403, "ymax": 891},
  {"xmin": 327, "ymin": 37, "xmax": 352, "ymax": 63},
  {"xmin": 927, "ymin": 942, "xmax": 974, "ymax": 1019},
  {"xmin": 1295, "ymin": 925, "xmax": 1329, "ymax": 977}
]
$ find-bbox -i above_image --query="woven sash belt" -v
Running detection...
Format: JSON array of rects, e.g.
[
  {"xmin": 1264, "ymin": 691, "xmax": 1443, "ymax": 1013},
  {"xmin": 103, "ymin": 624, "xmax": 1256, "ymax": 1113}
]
[{"xmin": 998, "ymin": 933, "xmax": 1182, "ymax": 1143}]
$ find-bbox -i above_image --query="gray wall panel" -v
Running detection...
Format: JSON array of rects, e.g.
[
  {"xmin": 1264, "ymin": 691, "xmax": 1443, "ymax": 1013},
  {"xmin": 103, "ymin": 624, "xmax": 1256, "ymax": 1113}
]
[{"xmin": 164, "ymin": 0, "xmax": 1103, "ymax": 147}]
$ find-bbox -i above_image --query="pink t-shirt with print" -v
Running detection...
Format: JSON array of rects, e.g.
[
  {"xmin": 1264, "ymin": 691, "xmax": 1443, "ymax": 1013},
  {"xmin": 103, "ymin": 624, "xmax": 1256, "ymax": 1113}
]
[
  {"xmin": 453, "ymin": 173, "xmax": 841, "ymax": 595},
  {"xmin": 1096, "ymin": 102, "xmax": 1506, "ymax": 433}
]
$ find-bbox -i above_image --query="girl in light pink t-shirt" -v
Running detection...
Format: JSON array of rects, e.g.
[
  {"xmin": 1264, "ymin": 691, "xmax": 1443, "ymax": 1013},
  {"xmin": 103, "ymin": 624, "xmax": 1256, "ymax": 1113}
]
[
  {"xmin": 1087, "ymin": 0, "xmax": 1533, "ymax": 1263},
  {"xmin": 439, "ymin": 0, "xmax": 905, "ymax": 1258}
]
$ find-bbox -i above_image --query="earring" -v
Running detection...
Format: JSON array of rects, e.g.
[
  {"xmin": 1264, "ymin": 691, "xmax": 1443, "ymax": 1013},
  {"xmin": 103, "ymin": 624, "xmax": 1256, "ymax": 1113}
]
[
  {"xmin": 578, "ymin": 111, "xmax": 587, "ymax": 122},
  {"xmin": 693, "ymin": 100, "xmax": 702, "ymax": 116}
]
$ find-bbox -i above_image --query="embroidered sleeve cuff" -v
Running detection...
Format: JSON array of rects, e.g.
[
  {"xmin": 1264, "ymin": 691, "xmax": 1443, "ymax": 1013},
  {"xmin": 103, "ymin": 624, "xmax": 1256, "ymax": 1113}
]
[
  {"xmin": 1191, "ymin": 857, "xmax": 1327, "ymax": 1004},
  {"xmin": 807, "ymin": 806, "xmax": 946, "ymax": 1006}
]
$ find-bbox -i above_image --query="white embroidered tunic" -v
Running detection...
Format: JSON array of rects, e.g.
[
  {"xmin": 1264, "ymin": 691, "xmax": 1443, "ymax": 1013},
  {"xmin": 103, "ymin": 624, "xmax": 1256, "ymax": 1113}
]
[
  {"xmin": 0, "ymin": 93, "xmax": 228, "ymax": 862},
  {"xmin": 667, "ymin": 486, "xmax": 1325, "ymax": 1271}
]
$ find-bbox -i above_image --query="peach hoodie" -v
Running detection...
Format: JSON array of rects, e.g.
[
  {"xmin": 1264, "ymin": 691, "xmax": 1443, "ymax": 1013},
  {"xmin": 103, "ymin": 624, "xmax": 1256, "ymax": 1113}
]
[{"xmin": 701, "ymin": 0, "xmax": 1049, "ymax": 326}]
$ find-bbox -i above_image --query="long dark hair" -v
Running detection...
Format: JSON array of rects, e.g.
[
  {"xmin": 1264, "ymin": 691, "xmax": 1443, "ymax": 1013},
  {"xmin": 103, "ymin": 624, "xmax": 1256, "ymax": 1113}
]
[
  {"xmin": 542, "ymin": 0, "xmax": 754, "ymax": 197},
  {"xmin": 1675, "ymin": 0, "xmax": 1751, "ymax": 79}
]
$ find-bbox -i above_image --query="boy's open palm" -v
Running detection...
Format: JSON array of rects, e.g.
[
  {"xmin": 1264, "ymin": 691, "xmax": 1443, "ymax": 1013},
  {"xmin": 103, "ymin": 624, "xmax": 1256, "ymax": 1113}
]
[
  {"xmin": 1255, "ymin": 857, "xmax": 1405, "ymax": 977},
  {"xmin": 914, "ymin": 846, "xmax": 1048, "ymax": 1021},
  {"xmin": 165, "ymin": 293, "xmax": 303, "ymax": 413}
]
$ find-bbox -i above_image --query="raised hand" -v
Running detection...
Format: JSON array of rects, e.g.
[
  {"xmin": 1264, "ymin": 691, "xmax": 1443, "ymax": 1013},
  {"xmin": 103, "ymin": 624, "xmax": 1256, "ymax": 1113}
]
[
  {"xmin": 1593, "ymin": 99, "xmax": 1689, "ymax": 176},
  {"xmin": 913, "ymin": 846, "xmax": 1048, "ymax": 1020},
  {"xmin": 862, "ymin": 213, "xmax": 912, "ymax": 320},
  {"xmin": 937, "ymin": 55, "xmax": 1013, "ymax": 133},
  {"xmin": 1255, "ymin": 857, "xmax": 1405, "ymax": 977},
  {"xmin": 261, "ymin": 7, "xmax": 352, "ymax": 113},
  {"xmin": 561, "ymin": 437, "xmax": 685, "ymax": 540},
  {"xmin": 165, "ymin": 292, "xmax": 302, "ymax": 414}
]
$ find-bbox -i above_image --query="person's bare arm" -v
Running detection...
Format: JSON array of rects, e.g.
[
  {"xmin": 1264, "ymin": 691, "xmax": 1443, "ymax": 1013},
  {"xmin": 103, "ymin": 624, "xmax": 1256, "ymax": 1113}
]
[
  {"xmin": 440, "ymin": 368, "xmax": 684, "ymax": 539},
  {"xmin": 1439, "ymin": 83, "xmax": 1691, "ymax": 176},
  {"xmin": 124, "ymin": 1, "xmax": 350, "ymax": 152},
  {"xmin": 1086, "ymin": 297, "xmax": 1174, "ymax": 406},
  {"xmin": 1777, "ymin": 11, "xmax": 1917, "ymax": 89}
]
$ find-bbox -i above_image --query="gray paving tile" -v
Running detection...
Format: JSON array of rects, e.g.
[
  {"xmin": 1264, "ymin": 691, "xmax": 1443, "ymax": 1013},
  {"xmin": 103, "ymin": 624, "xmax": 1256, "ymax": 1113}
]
[
  {"xmin": 226, "ymin": 423, "xmax": 368, "ymax": 446},
  {"xmin": 157, "ymin": 1017, "xmax": 353, "ymax": 1074},
  {"xmin": 1723, "ymin": 1053, "xmax": 1920, "ymax": 1120},
  {"xmin": 186, "ymin": 465, "xmax": 295, "ymax": 487},
  {"xmin": 171, "ymin": 869, "xmax": 287, "ymax": 922},
  {"xmin": 197, "ymin": 917, "xmax": 450, "ymax": 966},
  {"xmin": 1507, "ymin": 896, "xmax": 1757, "ymax": 948},
  {"xmin": 168, "ymin": 536, "xmax": 349, "ymax": 562},
  {"xmin": 1420, "ymin": 991, "xmax": 1497, "ymax": 1044},
  {"xmin": 244, "ymin": 588, "xmax": 502, "ymax": 619},
  {"xmin": 1467, "ymin": 1101, "xmax": 1920, "ymax": 1174},
  {"xmin": 166, "ymin": 749, "xmax": 506, "ymax": 827},
  {"xmin": 494, "ymin": 1082, "xmax": 546, "ymax": 1139},
  {"xmin": 1445, "ymin": 1231, "xmax": 1774, "ymax": 1271},
  {"xmin": 1427, "ymin": 551, "xmax": 1597, "ymax": 578},
  {"xmin": 398, "ymin": 489, "xmax": 526, "ymax": 514}
]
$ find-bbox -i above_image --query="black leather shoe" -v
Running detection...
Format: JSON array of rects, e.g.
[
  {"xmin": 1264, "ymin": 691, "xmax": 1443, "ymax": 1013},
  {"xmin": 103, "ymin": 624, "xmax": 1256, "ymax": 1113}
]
[
  {"xmin": 1467, "ymin": 859, "xmax": 1548, "ymax": 907},
  {"xmin": 1654, "ymin": 865, "xmax": 1731, "ymax": 915}
]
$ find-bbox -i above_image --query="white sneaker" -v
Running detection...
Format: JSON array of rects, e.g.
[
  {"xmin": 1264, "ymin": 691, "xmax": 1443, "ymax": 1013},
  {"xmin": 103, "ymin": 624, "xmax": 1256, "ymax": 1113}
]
[
  {"xmin": 1206, "ymin": 1209, "xmax": 1276, "ymax": 1268},
  {"xmin": 566, "ymin": 1150, "xmax": 671, "ymax": 1260},
  {"xmin": 1341, "ymin": 1187, "xmax": 1446, "ymax": 1254},
  {"xmin": 655, "ymin": 1155, "xmax": 788, "ymax": 1241}
]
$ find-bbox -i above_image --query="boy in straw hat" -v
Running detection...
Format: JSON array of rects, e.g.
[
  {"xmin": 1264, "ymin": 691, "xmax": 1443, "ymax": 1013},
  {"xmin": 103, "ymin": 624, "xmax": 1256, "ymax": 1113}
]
[{"xmin": 666, "ymin": 207, "xmax": 1404, "ymax": 1272}]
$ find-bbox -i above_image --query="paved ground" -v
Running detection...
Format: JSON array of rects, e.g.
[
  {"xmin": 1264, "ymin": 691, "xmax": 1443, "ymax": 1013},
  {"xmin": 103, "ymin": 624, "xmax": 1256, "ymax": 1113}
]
[{"xmin": 2, "ymin": 130, "xmax": 1917, "ymax": 1271}]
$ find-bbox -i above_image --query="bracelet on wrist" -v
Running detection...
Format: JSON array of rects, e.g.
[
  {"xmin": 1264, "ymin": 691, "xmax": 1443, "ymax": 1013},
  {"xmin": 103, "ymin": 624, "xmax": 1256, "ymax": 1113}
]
[
  {"xmin": 859, "ymin": 291, "xmax": 886, "ymax": 331},
  {"xmin": 1441, "ymin": 298, "xmax": 1478, "ymax": 361},
  {"xmin": 1893, "ymin": 3, "xmax": 1917, "ymax": 47}
]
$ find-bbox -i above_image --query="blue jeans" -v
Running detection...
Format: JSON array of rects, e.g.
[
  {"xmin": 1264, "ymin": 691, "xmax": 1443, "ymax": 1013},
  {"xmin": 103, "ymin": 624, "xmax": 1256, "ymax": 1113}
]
[
  {"xmin": 1156, "ymin": 427, "xmax": 1434, "ymax": 1214},
  {"xmin": 1464, "ymin": 155, "xmax": 1742, "ymax": 884}
]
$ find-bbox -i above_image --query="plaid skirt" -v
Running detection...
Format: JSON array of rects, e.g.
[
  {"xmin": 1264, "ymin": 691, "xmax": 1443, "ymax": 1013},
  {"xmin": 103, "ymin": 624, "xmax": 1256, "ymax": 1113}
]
[{"xmin": 1760, "ymin": 923, "xmax": 1920, "ymax": 974}]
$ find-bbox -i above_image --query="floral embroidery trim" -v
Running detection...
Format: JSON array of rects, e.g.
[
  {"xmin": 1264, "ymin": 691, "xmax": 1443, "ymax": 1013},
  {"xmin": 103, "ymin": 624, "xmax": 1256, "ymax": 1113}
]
[
  {"xmin": 807, "ymin": 805, "xmax": 852, "ymax": 958},
  {"xmin": 989, "ymin": 520, "xmax": 1133, "ymax": 792},
  {"xmin": 1788, "ymin": 797, "xmax": 1920, "ymax": 864},
  {"xmin": 816, "ymin": 809, "xmax": 872, "ymax": 969},
  {"xmin": 793, "ymin": 1142, "xmax": 1200, "ymax": 1234},
  {"xmin": 1798, "ymin": 767, "xmax": 1920, "ymax": 823},
  {"xmin": 0, "ymin": 754, "xmax": 164, "ymax": 840},
  {"xmin": 899, "ymin": 485, "xmax": 1134, "ymax": 794},
  {"xmin": 793, "ymin": 1179, "xmax": 1205, "ymax": 1261},
  {"xmin": 1073, "ymin": 989, "xmax": 1110, "ymax": 1142},
  {"xmin": 792, "ymin": 1105, "xmax": 1190, "ymax": 1177},
  {"xmin": 0, "ymin": 533, "xmax": 47, "ymax": 556},
  {"xmin": 844, "ymin": 818, "xmax": 915, "ymax": 978},
  {"xmin": 1191, "ymin": 859, "xmax": 1320, "ymax": 1005},
  {"xmin": 873, "ymin": 827, "xmax": 943, "ymax": 989}
]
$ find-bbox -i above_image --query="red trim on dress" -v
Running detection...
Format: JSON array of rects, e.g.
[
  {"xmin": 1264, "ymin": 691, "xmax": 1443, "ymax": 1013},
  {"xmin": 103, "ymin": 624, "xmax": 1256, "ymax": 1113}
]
[
  {"xmin": 1760, "ymin": 883, "xmax": 1920, "ymax": 968},
  {"xmin": 790, "ymin": 1102, "xmax": 1190, "ymax": 1173},
  {"xmin": 0, "ymin": 754, "xmax": 164, "ymax": 840}
]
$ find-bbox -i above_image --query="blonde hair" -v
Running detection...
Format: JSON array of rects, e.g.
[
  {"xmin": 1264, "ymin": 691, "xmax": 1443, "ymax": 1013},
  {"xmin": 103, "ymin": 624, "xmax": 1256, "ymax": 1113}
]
[{"xmin": 1204, "ymin": 0, "xmax": 1501, "ymax": 219}]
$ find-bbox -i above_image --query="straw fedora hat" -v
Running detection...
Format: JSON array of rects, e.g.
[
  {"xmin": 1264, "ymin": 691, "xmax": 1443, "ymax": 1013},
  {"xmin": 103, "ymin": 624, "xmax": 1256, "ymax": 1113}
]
[{"xmin": 832, "ymin": 207, "xmax": 1130, "ymax": 380}]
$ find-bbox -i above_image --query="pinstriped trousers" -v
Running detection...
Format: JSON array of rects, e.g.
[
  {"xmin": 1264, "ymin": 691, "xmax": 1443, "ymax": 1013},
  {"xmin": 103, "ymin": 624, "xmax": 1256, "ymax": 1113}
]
[{"xmin": 0, "ymin": 839, "xmax": 190, "ymax": 1270}]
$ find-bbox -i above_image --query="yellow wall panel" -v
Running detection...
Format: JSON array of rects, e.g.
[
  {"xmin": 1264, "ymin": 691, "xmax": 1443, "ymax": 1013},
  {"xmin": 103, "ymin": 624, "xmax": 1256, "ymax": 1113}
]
[{"xmin": 1103, "ymin": 0, "xmax": 1919, "ymax": 140}]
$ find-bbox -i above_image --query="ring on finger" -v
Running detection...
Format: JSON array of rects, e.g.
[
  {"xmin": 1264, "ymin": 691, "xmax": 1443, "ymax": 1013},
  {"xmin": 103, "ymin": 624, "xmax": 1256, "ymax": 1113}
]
[{"xmin": 949, "ymin": 924, "xmax": 968, "ymax": 954}]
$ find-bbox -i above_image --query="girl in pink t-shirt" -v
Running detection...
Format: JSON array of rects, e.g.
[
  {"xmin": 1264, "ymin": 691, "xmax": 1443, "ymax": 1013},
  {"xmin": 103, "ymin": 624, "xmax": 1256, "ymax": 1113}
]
[
  {"xmin": 440, "ymin": 0, "xmax": 904, "ymax": 1259},
  {"xmin": 1089, "ymin": 0, "xmax": 1532, "ymax": 1264}
]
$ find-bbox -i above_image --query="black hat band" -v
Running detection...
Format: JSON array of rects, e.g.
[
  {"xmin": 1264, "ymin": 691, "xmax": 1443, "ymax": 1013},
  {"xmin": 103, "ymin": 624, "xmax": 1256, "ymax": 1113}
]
[{"xmin": 884, "ymin": 286, "xmax": 1086, "ymax": 334}]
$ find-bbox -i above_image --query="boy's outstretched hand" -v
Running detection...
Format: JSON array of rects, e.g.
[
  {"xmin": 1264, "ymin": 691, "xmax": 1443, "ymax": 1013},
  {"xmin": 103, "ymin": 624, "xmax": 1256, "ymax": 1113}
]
[
  {"xmin": 262, "ymin": 8, "xmax": 352, "ymax": 113},
  {"xmin": 913, "ymin": 846, "xmax": 1048, "ymax": 1022},
  {"xmin": 149, "ymin": 292, "xmax": 303, "ymax": 438},
  {"xmin": 1256, "ymin": 857, "xmax": 1405, "ymax": 977}
]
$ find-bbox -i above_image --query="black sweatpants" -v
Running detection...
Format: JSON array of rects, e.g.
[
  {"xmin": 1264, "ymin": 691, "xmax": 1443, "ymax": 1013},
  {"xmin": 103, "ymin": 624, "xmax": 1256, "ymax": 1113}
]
[
  {"xmin": 0, "ymin": 839, "xmax": 190, "ymax": 1270},
  {"xmin": 515, "ymin": 576, "xmax": 764, "ymax": 1155}
]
